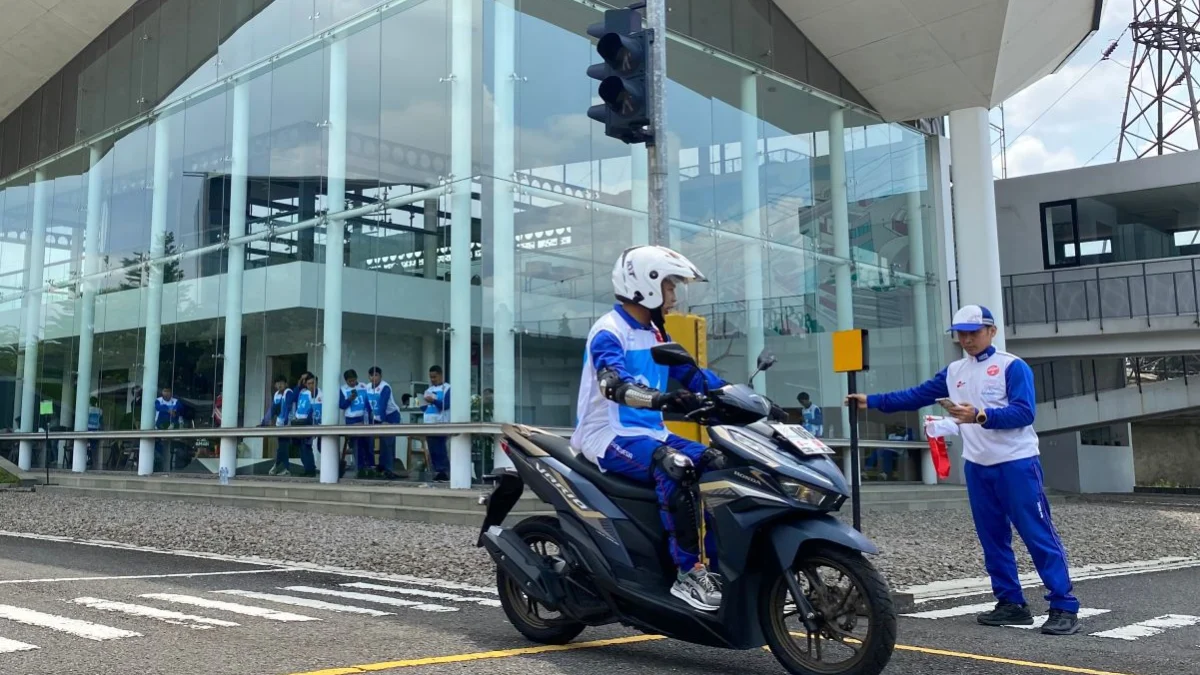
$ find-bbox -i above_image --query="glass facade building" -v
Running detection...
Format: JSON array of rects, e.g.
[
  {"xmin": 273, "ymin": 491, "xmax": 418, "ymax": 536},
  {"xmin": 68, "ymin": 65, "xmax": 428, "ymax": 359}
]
[{"xmin": 0, "ymin": 0, "xmax": 945, "ymax": 485}]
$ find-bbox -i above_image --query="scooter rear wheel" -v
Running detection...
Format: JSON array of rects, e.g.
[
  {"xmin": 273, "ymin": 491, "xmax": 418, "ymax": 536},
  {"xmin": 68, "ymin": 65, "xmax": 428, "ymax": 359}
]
[
  {"xmin": 759, "ymin": 544, "xmax": 897, "ymax": 675},
  {"xmin": 497, "ymin": 516, "xmax": 587, "ymax": 645}
]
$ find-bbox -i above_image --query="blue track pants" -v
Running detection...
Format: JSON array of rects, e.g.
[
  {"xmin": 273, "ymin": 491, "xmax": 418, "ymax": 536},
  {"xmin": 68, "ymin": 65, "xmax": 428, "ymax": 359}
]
[
  {"xmin": 598, "ymin": 434, "xmax": 717, "ymax": 572},
  {"xmin": 965, "ymin": 457, "xmax": 1080, "ymax": 613}
]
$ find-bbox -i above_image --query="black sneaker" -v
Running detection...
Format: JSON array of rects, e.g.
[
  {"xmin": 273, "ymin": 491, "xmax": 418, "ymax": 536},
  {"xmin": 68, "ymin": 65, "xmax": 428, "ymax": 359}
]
[
  {"xmin": 1040, "ymin": 609, "xmax": 1081, "ymax": 635},
  {"xmin": 433, "ymin": 472, "xmax": 449, "ymax": 483},
  {"xmin": 977, "ymin": 601, "xmax": 1034, "ymax": 626}
]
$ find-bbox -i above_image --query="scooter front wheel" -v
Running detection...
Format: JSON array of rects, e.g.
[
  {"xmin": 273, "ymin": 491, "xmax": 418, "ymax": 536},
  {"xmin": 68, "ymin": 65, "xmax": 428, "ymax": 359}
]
[
  {"xmin": 759, "ymin": 544, "xmax": 897, "ymax": 675},
  {"xmin": 496, "ymin": 516, "xmax": 586, "ymax": 645}
]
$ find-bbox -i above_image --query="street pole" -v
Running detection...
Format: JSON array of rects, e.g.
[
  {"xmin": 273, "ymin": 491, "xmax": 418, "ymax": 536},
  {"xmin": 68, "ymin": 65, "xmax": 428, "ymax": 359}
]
[
  {"xmin": 645, "ymin": 0, "xmax": 668, "ymax": 246},
  {"xmin": 847, "ymin": 370, "xmax": 861, "ymax": 532}
]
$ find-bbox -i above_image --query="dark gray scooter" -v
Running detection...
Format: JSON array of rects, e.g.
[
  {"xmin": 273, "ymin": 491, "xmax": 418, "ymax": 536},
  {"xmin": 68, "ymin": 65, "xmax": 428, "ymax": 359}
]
[{"xmin": 478, "ymin": 343, "xmax": 896, "ymax": 675}]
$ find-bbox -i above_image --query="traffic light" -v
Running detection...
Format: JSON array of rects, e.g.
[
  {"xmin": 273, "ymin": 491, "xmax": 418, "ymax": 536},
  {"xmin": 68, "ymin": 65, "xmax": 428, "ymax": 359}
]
[{"xmin": 586, "ymin": 8, "xmax": 653, "ymax": 145}]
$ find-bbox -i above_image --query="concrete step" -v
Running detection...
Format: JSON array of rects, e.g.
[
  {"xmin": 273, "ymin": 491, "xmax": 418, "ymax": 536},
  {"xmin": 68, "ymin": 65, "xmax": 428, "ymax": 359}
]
[{"xmin": 47, "ymin": 485, "xmax": 550, "ymax": 527}]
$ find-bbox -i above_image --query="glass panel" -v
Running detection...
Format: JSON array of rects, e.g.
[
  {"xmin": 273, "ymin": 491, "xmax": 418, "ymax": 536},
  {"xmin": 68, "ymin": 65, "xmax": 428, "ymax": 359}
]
[{"xmin": 1043, "ymin": 202, "xmax": 1076, "ymax": 268}]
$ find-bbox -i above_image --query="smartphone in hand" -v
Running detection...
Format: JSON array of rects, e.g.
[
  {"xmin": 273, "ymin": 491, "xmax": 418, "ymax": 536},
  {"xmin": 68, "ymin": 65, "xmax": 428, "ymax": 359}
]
[{"xmin": 936, "ymin": 398, "xmax": 955, "ymax": 410}]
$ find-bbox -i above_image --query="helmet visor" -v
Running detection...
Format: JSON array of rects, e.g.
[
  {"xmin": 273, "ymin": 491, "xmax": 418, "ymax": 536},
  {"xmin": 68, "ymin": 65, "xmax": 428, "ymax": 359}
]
[{"xmin": 662, "ymin": 274, "xmax": 691, "ymax": 314}]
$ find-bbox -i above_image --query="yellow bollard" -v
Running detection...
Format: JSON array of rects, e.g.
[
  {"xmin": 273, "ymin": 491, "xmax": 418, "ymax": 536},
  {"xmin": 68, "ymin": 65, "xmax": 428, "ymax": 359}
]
[{"xmin": 663, "ymin": 313, "xmax": 709, "ymax": 446}]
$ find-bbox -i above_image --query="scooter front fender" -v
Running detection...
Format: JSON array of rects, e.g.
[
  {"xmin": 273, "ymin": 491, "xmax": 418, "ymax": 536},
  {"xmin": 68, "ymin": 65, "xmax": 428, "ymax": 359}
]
[{"xmin": 768, "ymin": 514, "xmax": 879, "ymax": 571}]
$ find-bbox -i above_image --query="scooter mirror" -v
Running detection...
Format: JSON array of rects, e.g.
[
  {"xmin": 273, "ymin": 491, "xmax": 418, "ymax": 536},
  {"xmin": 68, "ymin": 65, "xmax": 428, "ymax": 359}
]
[
  {"xmin": 757, "ymin": 349, "xmax": 777, "ymax": 372},
  {"xmin": 651, "ymin": 343, "xmax": 697, "ymax": 367}
]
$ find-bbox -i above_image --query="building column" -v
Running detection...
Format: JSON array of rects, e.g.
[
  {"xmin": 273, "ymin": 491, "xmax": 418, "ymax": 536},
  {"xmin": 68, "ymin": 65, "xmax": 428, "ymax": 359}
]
[
  {"xmin": 447, "ymin": 0, "xmax": 475, "ymax": 489},
  {"xmin": 948, "ymin": 107, "xmax": 1006, "ymax": 350},
  {"xmin": 907, "ymin": 143, "xmax": 936, "ymax": 484},
  {"xmin": 490, "ymin": 0, "xmax": 516, "ymax": 471},
  {"xmin": 320, "ymin": 36, "xmax": 349, "ymax": 484},
  {"xmin": 220, "ymin": 79, "xmax": 251, "ymax": 481},
  {"xmin": 829, "ymin": 108, "xmax": 855, "ymax": 478},
  {"xmin": 18, "ymin": 169, "xmax": 50, "ymax": 471},
  {"xmin": 740, "ymin": 73, "xmax": 766, "ymax": 392},
  {"xmin": 137, "ymin": 117, "xmax": 172, "ymax": 476}
]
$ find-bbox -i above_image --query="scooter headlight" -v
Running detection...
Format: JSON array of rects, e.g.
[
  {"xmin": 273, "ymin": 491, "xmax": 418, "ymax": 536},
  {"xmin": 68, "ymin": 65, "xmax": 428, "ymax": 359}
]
[{"xmin": 777, "ymin": 479, "xmax": 839, "ymax": 508}]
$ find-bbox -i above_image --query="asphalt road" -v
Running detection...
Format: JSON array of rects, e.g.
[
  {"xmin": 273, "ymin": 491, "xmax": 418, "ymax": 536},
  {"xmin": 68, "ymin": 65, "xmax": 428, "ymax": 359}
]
[{"xmin": 0, "ymin": 533, "xmax": 1196, "ymax": 675}]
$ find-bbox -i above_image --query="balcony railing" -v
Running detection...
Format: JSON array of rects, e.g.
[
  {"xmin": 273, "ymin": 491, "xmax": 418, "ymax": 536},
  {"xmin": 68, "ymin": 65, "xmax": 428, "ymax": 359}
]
[
  {"xmin": 949, "ymin": 258, "xmax": 1200, "ymax": 333},
  {"xmin": 1029, "ymin": 353, "xmax": 1200, "ymax": 405}
]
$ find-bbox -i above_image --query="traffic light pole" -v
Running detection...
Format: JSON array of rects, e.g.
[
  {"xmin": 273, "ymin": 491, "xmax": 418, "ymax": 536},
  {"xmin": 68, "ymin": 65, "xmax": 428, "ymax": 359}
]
[{"xmin": 643, "ymin": 0, "xmax": 669, "ymax": 246}]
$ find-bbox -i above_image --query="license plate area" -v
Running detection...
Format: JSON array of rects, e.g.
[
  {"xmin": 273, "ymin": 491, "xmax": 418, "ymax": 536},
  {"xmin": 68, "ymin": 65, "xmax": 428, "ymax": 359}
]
[{"xmin": 770, "ymin": 423, "xmax": 835, "ymax": 456}]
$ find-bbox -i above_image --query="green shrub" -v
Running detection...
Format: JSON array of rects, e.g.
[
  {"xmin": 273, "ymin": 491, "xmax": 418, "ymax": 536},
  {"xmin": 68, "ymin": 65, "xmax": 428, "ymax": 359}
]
[{"xmin": 0, "ymin": 467, "xmax": 18, "ymax": 484}]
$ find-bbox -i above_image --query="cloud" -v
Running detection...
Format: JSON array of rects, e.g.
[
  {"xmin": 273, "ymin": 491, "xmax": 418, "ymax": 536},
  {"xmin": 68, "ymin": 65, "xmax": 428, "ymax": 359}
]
[{"xmin": 995, "ymin": 1, "xmax": 1141, "ymax": 177}]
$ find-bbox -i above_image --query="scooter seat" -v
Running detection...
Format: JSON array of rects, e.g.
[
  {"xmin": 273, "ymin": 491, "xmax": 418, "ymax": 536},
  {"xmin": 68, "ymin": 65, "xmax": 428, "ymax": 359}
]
[{"xmin": 525, "ymin": 431, "xmax": 660, "ymax": 503}]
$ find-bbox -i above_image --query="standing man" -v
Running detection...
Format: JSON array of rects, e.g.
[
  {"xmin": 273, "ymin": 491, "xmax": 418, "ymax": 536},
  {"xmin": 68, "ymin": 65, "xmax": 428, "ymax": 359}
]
[
  {"xmin": 339, "ymin": 369, "xmax": 374, "ymax": 477},
  {"xmin": 845, "ymin": 305, "xmax": 1080, "ymax": 636},
  {"xmin": 796, "ymin": 391, "xmax": 823, "ymax": 436},
  {"xmin": 366, "ymin": 366, "xmax": 401, "ymax": 479},
  {"xmin": 266, "ymin": 375, "xmax": 297, "ymax": 476},
  {"xmin": 423, "ymin": 365, "xmax": 450, "ymax": 483}
]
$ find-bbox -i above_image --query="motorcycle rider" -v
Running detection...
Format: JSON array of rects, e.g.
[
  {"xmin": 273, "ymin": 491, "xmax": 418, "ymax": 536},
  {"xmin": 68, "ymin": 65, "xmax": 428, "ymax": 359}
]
[{"xmin": 572, "ymin": 245, "xmax": 729, "ymax": 612}]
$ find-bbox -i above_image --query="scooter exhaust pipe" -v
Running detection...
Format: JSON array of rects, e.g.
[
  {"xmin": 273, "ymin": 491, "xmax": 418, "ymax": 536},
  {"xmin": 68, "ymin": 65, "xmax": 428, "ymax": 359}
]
[{"xmin": 479, "ymin": 526, "xmax": 564, "ymax": 610}]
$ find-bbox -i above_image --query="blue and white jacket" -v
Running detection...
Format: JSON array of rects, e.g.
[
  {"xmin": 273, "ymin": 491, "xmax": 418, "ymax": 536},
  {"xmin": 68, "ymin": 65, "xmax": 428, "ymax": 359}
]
[
  {"xmin": 366, "ymin": 380, "xmax": 401, "ymax": 423},
  {"xmin": 340, "ymin": 383, "xmax": 373, "ymax": 423},
  {"xmin": 866, "ymin": 346, "xmax": 1039, "ymax": 467},
  {"xmin": 572, "ymin": 305, "xmax": 725, "ymax": 465}
]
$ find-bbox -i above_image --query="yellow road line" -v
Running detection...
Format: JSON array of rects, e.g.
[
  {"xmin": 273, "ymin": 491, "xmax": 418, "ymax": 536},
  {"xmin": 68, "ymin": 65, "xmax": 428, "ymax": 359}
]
[
  {"xmin": 286, "ymin": 633, "xmax": 1139, "ymax": 675},
  {"xmin": 284, "ymin": 634, "xmax": 668, "ymax": 675}
]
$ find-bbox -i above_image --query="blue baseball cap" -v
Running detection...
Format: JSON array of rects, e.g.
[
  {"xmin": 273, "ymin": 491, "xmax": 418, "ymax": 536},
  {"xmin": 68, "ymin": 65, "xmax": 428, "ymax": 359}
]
[{"xmin": 948, "ymin": 304, "xmax": 996, "ymax": 332}]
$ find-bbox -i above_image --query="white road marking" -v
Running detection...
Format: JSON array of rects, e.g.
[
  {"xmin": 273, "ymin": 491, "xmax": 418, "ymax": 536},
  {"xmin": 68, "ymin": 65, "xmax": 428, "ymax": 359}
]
[
  {"xmin": 1007, "ymin": 608, "xmax": 1111, "ymax": 630},
  {"xmin": 0, "ymin": 569, "xmax": 291, "ymax": 585},
  {"xmin": 0, "ymin": 604, "xmax": 142, "ymax": 641},
  {"xmin": 213, "ymin": 590, "xmax": 394, "ymax": 617},
  {"xmin": 281, "ymin": 586, "xmax": 457, "ymax": 613},
  {"xmin": 0, "ymin": 530, "xmax": 492, "ymax": 594},
  {"xmin": 902, "ymin": 602, "xmax": 998, "ymax": 620},
  {"xmin": 1090, "ymin": 614, "xmax": 1200, "ymax": 641},
  {"xmin": 0, "ymin": 637, "xmax": 38, "ymax": 653},
  {"xmin": 139, "ymin": 594, "xmax": 319, "ymax": 622},
  {"xmin": 70, "ymin": 597, "xmax": 240, "ymax": 629},
  {"xmin": 341, "ymin": 582, "xmax": 502, "ymax": 607}
]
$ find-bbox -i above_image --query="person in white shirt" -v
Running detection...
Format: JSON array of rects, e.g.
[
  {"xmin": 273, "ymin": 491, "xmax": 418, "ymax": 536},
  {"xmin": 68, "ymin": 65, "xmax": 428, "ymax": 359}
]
[{"xmin": 846, "ymin": 304, "xmax": 1081, "ymax": 636}]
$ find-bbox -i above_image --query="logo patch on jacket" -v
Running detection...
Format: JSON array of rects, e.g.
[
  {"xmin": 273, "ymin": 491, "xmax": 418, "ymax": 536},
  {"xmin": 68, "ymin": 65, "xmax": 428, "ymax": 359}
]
[{"xmin": 987, "ymin": 365, "xmax": 1000, "ymax": 376}]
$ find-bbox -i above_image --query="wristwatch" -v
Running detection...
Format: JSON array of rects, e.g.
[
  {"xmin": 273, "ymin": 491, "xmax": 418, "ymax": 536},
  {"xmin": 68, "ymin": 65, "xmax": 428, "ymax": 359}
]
[{"xmin": 975, "ymin": 408, "xmax": 987, "ymax": 425}]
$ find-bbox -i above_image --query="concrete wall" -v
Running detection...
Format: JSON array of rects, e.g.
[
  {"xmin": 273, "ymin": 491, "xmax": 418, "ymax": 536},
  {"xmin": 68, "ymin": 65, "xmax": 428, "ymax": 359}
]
[
  {"xmin": 995, "ymin": 150, "xmax": 1200, "ymax": 276},
  {"xmin": 1131, "ymin": 420, "xmax": 1200, "ymax": 487}
]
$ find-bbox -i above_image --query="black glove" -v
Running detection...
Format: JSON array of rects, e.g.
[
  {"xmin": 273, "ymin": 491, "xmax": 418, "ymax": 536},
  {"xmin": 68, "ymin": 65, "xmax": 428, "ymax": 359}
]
[
  {"xmin": 769, "ymin": 404, "xmax": 789, "ymax": 422},
  {"xmin": 654, "ymin": 389, "xmax": 703, "ymax": 414},
  {"xmin": 700, "ymin": 447, "xmax": 728, "ymax": 470}
]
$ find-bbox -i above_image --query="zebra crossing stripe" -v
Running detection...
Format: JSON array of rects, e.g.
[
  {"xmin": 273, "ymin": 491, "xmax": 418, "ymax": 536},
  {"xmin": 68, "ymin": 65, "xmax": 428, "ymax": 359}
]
[
  {"xmin": 1007, "ymin": 608, "xmax": 1111, "ymax": 630},
  {"xmin": 0, "ymin": 604, "xmax": 141, "ymax": 641},
  {"xmin": 281, "ymin": 586, "xmax": 457, "ymax": 613},
  {"xmin": 0, "ymin": 637, "xmax": 38, "ymax": 653},
  {"xmin": 902, "ymin": 603, "xmax": 997, "ymax": 620},
  {"xmin": 212, "ymin": 590, "xmax": 395, "ymax": 617},
  {"xmin": 340, "ymin": 582, "xmax": 502, "ymax": 607},
  {"xmin": 1090, "ymin": 614, "xmax": 1200, "ymax": 641},
  {"xmin": 139, "ymin": 594, "xmax": 319, "ymax": 622},
  {"xmin": 70, "ymin": 597, "xmax": 241, "ymax": 629}
]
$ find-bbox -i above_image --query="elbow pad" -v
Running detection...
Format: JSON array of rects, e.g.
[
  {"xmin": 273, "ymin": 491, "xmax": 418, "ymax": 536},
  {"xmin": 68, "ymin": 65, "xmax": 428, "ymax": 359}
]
[{"xmin": 597, "ymin": 367, "xmax": 660, "ymax": 409}]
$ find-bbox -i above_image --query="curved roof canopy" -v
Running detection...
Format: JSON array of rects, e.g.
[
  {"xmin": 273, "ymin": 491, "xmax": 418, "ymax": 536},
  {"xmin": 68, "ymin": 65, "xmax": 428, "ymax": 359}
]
[
  {"xmin": 0, "ymin": 0, "xmax": 138, "ymax": 122},
  {"xmin": 773, "ymin": 0, "xmax": 1104, "ymax": 121}
]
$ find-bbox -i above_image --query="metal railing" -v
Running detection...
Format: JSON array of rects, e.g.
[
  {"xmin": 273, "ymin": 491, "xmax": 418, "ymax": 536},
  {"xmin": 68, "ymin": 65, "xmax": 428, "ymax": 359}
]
[
  {"xmin": 1029, "ymin": 353, "xmax": 1200, "ymax": 406},
  {"xmin": 950, "ymin": 258, "xmax": 1200, "ymax": 334}
]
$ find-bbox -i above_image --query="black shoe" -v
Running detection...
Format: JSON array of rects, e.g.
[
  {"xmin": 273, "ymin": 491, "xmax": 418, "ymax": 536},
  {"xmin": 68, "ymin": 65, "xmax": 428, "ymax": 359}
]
[
  {"xmin": 977, "ymin": 601, "xmax": 1034, "ymax": 626},
  {"xmin": 1040, "ymin": 609, "xmax": 1081, "ymax": 635},
  {"xmin": 433, "ymin": 472, "xmax": 449, "ymax": 483}
]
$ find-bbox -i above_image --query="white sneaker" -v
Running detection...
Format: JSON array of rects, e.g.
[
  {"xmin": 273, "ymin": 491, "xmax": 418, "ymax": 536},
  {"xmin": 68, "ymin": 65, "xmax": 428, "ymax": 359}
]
[{"xmin": 671, "ymin": 563, "xmax": 722, "ymax": 612}]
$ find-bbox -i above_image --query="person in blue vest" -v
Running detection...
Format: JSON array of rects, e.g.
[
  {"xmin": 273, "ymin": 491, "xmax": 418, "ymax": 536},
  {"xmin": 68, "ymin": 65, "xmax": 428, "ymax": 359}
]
[
  {"xmin": 366, "ymin": 366, "xmax": 401, "ymax": 480},
  {"xmin": 796, "ymin": 391, "xmax": 823, "ymax": 436},
  {"xmin": 266, "ymin": 375, "xmax": 297, "ymax": 476},
  {"xmin": 422, "ymin": 365, "xmax": 450, "ymax": 483},
  {"xmin": 154, "ymin": 386, "xmax": 182, "ymax": 471},
  {"xmin": 288, "ymin": 371, "xmax": 318, "ymax": 477},
  {"xmin": 86, "ymin": 396, "xmax": 102, "ymax": 468},
  {"xmin": 340, "ymin": 368, "xmax": 375, "ymax": 477}
]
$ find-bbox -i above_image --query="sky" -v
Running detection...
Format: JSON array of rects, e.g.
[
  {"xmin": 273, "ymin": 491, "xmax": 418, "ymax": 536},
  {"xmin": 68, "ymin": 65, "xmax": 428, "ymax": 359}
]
[{"xmin": 991, "ymin": 0, "xmax": 1200, "ymax": 179}]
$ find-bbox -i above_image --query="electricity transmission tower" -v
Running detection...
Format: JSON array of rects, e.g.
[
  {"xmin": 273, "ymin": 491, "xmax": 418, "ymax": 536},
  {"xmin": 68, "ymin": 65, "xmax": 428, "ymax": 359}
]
[{"xmin": 1117, "ymin": 0, "xmax": 1200, "ymax": 160}]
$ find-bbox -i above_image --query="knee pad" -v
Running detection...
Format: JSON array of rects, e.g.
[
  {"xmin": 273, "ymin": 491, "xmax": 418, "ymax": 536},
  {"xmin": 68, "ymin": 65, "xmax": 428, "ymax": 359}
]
[
  {"xmin": 700, "ymin": 447, "xmax": 727, "ymax": 471},
  {"xmin": 652, "ymin": 446, "xmax": 695, "ymax": 483}
]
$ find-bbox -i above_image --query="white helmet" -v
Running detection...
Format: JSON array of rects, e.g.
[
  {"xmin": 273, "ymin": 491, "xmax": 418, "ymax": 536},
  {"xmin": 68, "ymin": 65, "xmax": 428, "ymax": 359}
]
[{"xmin": 611, "ymin": 245, "xmax": 706, "ymax": 310}]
